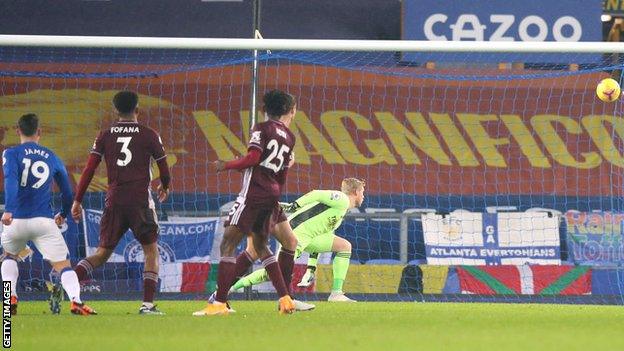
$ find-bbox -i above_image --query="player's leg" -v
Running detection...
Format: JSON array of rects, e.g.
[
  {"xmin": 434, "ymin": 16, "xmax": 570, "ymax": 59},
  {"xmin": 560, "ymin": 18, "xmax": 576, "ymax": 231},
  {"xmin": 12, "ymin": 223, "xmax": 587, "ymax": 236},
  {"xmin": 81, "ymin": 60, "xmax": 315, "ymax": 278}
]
[
  {"xmin": 297, "ymin": 252, "xmax": 319, "ymax": 287},
  {"xmin": 230, "ymin": 236, "xmax": 265, "ymax": 291},
  {"xmin": 250, "ymin": 230, "xmax": 295, "ymax": 314},
  {"xmin": 195, "ymin": 200, "xmax": 261, "ymax": 316},
  {"xmin": 231, "ymin": 237, "xmax": 257, "ymax": 287},
  {"xmin": 305, "ymin": 233, "xmax": 355, "ymax": 301},
  {"xmin": 327, "ymin": 237, "xmax": 355, "ymax": 302},
  {"xmin": 244, "ymin": 236, "xmax": 259, "ymax": 258},
  {"xmin": 1, "ymin": 219, "xmax": 29, "ymax": 315},
  {"xmin": 232, "ymin": 233, "xmax": 301, "ymax": 291},
  {"xmin": 296, "ymin": 230, "xmax": 331, "ymax": 288},
  {"xmin": 231, "ymin": 265, "xmax": 269, "ymax": 291},
  {"xmin": 139, "ymin": 242, "xmax": 163, "ymax": 314},
  {"xmin": 33, "ymin": 218, "xmax": 97, "ymax": 315},
  {"xmin": 230, "ymin": 238, "xmax": 314, "ymax": 311},
  {"xmin": 274, "ymin": 228, "xmax": 317, "ymax": 311},
  {"xmin": 217, "ymin": 225, "xmax": 248, "ymax": 297},
  {"xmin": 193, "ymin": 224, "xmax": 247, "ymax": 316},
  {"xmin": 271, "ymin": 217, "xmax": 297, "ymax": 293},
  {"xmin": 1, "ymin": 255, "xmax": 19, "ymax": 315},
  {"xmin": 74, "ymin": 247, "xmax": 113, "ymax": 282},
  {"xmin": 74, "ymin": 207, "xmax": 123, "ymax": 282},
  {"xmin": 220, "ymin": 202, "xmax": 259, "ymax": 292},
  {"xmin": 295, "ymin": 230, "xmax": 320, "ymax": 287},
  {"xmin": 208, "ymin": 236, "xmax": 258, "ymax": 303},
  {"xmin": 130, "ymin": 207, "xmax": 165, "ymax": 315},
  {"xmin": 49, "ymin": 260, "xmax": 97, "ymax": 315}
]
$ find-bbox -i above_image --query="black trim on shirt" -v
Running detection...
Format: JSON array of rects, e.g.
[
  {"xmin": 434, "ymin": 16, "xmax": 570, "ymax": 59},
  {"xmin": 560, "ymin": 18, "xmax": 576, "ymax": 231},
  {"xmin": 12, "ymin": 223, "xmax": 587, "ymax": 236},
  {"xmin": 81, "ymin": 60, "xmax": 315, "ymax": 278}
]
[{"xmin": 289, "ymin": 203, "xmax": 330, "ymax": 230}]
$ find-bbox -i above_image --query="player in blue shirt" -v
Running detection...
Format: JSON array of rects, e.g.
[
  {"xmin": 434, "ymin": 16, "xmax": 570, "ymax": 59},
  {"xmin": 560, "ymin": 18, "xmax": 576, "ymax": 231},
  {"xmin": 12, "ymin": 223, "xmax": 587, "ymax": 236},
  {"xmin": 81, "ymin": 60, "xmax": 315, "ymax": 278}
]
[{"xmin": 1, "ymin": 113, "xmax": 96, "ymax": 315}]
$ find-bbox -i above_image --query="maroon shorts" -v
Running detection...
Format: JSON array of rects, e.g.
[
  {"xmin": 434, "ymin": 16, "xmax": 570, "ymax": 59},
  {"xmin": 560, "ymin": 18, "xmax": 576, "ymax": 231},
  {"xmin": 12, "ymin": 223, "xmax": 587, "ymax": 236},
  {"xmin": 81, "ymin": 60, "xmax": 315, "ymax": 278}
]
[
  {"xmin": 99, "ymin": 206, "xmax": 159, "ymax": 249},
  {"xmin": 224, "ymin": 198, "xmax": 287, "ymax": 239}
]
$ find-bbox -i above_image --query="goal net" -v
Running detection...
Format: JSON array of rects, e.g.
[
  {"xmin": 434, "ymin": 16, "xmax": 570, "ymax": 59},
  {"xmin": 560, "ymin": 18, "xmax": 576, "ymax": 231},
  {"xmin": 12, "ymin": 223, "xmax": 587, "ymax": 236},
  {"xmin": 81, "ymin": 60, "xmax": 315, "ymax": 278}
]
[{"xmin": 0, "ymin": 37, "xmax": 623, "ymax": 304}]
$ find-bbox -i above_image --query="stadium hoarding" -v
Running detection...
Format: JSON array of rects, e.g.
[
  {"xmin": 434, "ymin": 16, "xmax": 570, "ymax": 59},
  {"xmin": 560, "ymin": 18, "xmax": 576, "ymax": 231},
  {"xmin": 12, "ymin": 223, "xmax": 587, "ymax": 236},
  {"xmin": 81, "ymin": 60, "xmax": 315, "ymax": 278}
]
[
  {"xmin": 0, "ymin": 65, "xmax": 621, "ymax": 198},
  {"xmin": 565, "ymin": 210, "xmax": 624, "ymax": 265},
  {"xmin": 402, "ymin": 0, "xmax": 602, "ymax": 63},
  {"xmin": 422, "ymin": 212, "xmax": 562, "ymax": 265}
]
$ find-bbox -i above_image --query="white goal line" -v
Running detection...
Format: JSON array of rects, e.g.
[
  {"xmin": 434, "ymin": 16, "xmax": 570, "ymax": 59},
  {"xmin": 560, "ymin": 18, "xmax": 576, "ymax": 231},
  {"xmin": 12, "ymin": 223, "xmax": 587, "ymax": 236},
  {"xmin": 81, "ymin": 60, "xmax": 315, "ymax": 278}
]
[{"xmin": 0, "ymin": 35, "xmax": 623, "ymax": 53}]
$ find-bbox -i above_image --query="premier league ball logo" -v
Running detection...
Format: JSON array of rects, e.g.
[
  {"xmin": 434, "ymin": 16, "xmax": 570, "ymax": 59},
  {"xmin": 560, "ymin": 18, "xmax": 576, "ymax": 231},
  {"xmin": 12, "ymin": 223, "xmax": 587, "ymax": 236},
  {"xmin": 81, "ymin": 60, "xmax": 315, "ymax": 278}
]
[{"xmin": 123, "ymin": 240, "xmax": 176, "ymax": 263}]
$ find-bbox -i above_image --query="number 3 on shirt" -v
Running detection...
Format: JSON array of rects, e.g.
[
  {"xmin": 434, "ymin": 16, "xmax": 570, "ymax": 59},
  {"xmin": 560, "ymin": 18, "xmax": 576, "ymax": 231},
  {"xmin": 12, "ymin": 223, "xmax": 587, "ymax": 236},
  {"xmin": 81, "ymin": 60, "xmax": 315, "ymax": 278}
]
[
  {"xmin": 261, "ymin": 139, "xmax": 290, "ymax": 173},
  {"xmin": 116, "ymin": 137, "xmax": 133, "ymax": 166}
]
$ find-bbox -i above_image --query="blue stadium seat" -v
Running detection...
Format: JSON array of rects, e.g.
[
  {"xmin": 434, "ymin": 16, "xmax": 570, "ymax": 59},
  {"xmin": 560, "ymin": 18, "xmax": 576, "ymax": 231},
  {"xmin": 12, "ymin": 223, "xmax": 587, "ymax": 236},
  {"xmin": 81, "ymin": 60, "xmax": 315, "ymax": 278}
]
[{"xmin": 364, "ymin": 259, "xmax": 402, "ymax": 265}]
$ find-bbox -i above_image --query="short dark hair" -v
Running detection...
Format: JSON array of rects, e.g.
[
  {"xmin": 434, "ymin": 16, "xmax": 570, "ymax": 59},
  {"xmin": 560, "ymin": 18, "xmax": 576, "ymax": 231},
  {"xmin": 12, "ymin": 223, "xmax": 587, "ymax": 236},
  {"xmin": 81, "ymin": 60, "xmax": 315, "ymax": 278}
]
[
  {"xmin": 263, "ymin": 90, "xmax": 295, "ymax": 119},
  {"xmin": 113, "ymin": 91, "xmax": 139, "ymax": 115},
  {"xmin": 18, "ymin": 113, "xmax": 39, "ymax": 137}
]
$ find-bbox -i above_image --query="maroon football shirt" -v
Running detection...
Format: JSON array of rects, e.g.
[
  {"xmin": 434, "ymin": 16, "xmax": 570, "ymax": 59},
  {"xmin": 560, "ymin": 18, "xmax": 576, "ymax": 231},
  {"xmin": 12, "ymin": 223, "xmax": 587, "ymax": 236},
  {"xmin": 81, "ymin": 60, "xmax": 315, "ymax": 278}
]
[
  {"xmin": 91, "ymin": 121, "xmax": 166, "ymax": 207},
  {"xmin": 239, "ymin": 119, "xmax": 296, "ymax": 202}
]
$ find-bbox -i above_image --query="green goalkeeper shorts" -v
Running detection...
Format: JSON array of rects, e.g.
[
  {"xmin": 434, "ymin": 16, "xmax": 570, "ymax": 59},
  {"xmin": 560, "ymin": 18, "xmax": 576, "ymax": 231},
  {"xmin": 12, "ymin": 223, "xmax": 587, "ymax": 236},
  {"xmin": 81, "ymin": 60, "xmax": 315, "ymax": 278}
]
[{"xmin": 294, "ymin": 228, "xmax": 335, "ymax": 258}]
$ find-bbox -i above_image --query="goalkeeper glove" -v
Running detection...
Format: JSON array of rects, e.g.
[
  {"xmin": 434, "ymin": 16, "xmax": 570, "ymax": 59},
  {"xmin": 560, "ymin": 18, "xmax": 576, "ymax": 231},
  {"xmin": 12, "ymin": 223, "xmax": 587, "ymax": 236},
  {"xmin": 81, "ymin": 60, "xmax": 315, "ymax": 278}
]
[
  {"xmin": 281, "ymin": 201, "xmax": 301, "ymax": 213},
  {"xmin": 297, "ymin": 270, "xmax": 315, "ymax": 287}
]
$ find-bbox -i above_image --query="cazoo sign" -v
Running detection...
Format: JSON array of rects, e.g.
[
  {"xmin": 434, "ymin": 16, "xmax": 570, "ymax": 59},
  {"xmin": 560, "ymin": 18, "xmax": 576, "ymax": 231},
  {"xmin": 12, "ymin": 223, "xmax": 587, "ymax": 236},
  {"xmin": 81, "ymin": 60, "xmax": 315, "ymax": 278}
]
[
  {"xmin": 422, "ymin": 14, "xmax": 583, "ymax": 42},
  {"xmin": 402, "ymin": 0, "xmax": 601, "ymax": 63}
]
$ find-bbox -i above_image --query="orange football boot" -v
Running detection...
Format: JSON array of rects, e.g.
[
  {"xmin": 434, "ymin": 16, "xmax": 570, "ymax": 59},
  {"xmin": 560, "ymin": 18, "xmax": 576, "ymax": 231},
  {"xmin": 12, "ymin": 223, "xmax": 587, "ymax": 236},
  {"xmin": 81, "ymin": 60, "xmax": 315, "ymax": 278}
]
[
  {"xmin": 278, "ymin": 295, "xmax": 295, "ymax": 315},
  {"xmin": 70, "ymin": 301, "xmax": 97, "ymax": 315},
  {"xmin": 192, "ymin": 302, "xmax": 230, "ymax": 316}
]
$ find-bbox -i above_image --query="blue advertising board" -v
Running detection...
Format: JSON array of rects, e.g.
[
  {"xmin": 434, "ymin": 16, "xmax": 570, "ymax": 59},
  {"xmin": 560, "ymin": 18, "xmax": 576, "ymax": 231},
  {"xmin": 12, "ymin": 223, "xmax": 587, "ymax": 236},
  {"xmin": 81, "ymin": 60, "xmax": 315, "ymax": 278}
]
[{"xmin": 402, "ymin": 0, "xmax": 602, "ymax": 63}]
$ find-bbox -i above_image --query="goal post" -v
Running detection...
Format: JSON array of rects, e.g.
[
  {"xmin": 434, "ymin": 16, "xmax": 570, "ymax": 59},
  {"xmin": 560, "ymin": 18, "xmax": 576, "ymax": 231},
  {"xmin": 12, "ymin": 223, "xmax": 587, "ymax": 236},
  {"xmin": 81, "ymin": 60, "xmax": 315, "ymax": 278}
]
[{"xmin": 0, "ymin": 35, "xmax": 623, "ymax": 303}]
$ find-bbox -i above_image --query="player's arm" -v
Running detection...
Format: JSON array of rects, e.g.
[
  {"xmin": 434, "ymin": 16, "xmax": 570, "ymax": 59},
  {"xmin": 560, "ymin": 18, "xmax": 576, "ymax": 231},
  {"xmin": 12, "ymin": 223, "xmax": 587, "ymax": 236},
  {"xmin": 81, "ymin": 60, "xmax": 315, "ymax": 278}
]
[
  {"xmin": 286, "ymin": 190, "xmax": 349, "ymax": 212},
  {"xmin": 150, "ymin": 131, "xmax": 171, "ymax": 203},
  {"xmin": 71, "ymin": 132, "xmax": 104, "ymax": 221},
  {"xmin": 53, "ymin": 155, "xmax": 74, "ymax": 225},
  {"xmin": 213, "ymin": 127, "xmax": 264, "ymax": 172},
  {"xmin": 2, "ymin": 149, "xmax": 18, "ymax": 225},
  {"xmin": 214, "ymin": 149, "xmax": 261, "ymax": 172}
]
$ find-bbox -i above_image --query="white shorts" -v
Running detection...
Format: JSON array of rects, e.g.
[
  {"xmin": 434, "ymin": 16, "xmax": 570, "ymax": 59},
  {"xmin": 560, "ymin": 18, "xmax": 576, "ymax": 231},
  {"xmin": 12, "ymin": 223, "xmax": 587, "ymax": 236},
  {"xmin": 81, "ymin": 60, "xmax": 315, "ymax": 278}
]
[{"xmin": 1, "ymin": 217, "xmax": 69, "ymax": 262}]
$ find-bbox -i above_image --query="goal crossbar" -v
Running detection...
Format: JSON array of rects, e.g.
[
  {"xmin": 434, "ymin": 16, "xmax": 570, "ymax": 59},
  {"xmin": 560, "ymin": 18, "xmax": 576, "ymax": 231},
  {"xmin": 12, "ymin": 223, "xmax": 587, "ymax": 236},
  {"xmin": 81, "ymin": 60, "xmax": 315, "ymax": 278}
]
[{"xmin": 0, "ymin": 35, "xmax": 623, "ymax": 53}]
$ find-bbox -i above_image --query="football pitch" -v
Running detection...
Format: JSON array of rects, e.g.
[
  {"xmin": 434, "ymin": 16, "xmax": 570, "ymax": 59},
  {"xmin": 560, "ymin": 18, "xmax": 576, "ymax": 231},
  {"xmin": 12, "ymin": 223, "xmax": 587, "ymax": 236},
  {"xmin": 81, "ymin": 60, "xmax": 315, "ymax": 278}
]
[{"xmin": 11, "ymin": 301, "xmax": 624, "ymax": 351}]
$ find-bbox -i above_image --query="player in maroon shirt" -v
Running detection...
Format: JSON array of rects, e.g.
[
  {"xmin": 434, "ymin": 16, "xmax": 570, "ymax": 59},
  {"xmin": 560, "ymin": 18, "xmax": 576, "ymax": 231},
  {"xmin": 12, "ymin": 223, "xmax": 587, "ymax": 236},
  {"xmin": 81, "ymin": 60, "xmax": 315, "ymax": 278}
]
[
  {"xmin": 193, "ymin": 90, "xmax": 299, "ymax": 316},
  {"xmin": 70, "ymin": 91, "xmax": 171, "ymax": 315}
]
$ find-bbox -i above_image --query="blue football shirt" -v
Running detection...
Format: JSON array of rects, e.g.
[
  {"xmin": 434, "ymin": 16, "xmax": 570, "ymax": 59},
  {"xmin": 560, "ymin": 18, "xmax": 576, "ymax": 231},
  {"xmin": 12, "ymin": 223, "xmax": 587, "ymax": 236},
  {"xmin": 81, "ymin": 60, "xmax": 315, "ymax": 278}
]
[{"xmin": 2, "ymin": 142, "xmax": 73, "ymax": 219}]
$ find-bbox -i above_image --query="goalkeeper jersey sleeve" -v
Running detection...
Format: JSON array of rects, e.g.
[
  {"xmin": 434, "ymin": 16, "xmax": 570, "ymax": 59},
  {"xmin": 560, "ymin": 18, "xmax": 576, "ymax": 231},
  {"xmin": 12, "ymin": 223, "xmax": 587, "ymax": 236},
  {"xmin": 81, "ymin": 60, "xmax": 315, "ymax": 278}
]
[{"xmin": 294, "ymin": 190, "xmax": 350, "ymax": 211}]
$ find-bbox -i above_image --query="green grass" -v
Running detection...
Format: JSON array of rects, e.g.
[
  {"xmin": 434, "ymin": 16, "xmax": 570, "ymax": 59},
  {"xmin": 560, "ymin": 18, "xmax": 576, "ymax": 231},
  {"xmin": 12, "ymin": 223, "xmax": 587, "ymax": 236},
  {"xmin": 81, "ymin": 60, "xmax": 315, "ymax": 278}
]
[{"xmin": 10, "ymin": 300, "xmax": 624, "ymax": 351}]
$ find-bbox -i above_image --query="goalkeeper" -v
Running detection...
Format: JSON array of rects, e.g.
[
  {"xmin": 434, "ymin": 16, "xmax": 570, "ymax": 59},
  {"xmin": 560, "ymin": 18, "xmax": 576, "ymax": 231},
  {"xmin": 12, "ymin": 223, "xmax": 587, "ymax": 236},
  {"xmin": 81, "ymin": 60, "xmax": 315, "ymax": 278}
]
[{"xmin": 231, "ymin": 178, "xmax": 365, "ymax": 303}]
